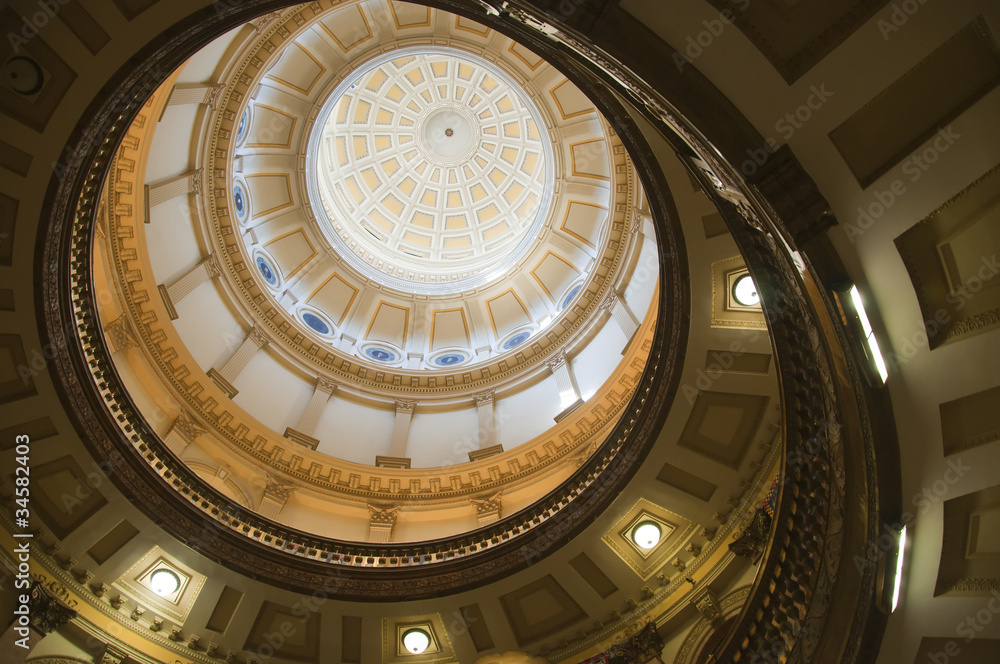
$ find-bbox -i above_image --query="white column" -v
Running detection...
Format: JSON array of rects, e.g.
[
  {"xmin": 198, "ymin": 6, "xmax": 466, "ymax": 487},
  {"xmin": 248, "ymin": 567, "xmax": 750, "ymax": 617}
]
[
  {"xmin": 296, "ymin": 378, "xmax": 338, "ymax": 437},
  {"xmin": 602, "ymin": 289, "xmax": 640, "ymax": 340},
  {"xmin": 474, "ymin": 390, "xmax": 497, "ymax": 449},
  {"xmin": 159, "ymin": 253, "xmax": 220, "ymax": 319},
  {"xmin": 208, "ymin": 326, "xmax": 268, "ymax": 397},
  {"xmin": 547, "ymin": 350, "xmax": 581, "ymax": 411},
  {"xmin": 146, "ymin": 170, "xmax": 202, "ymax": 208},
  {"xmin": 284, "ymin": 378, "xmax": 337, "ymax": 450},
  {"xmin": 167, "ymin": 83, "xmax": 223, "ymax": 108},
  {"xmin": 387, "ymin": 399, "xmax": 416, "ymax": 458}
]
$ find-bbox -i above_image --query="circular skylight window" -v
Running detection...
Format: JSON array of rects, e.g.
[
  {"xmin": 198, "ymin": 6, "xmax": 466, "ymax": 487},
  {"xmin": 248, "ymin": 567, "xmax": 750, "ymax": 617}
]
[
  {"xmin": 632, "ymin": 521, "xmax": 662, "ymax": 549},
  {"xmin": 733, "ymin": 274, "xmax": 760, "ymax": 307},
  {"xmin": 148, "ymin": 569, "xmax": 180, "ymax": 597},
  {"xmin": 306, "ymin": 46, "xmax": 555, "ymax": 294},
  {"xmin": 402, "ymin": 628, "xmax": 431, "ymax": 654}
]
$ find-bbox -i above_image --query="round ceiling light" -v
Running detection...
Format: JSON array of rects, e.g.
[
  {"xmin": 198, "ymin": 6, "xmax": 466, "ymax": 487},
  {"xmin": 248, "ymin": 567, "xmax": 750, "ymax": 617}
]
[
  {"xmin": 402, "ymin": 628, "xmax": 431, "ymax": 654},
  {"xmin": 632, "ymin": 521, "xmax": 662, "ymax": 549},
  {"xmin": 148, "ymin": 568, "xmax": 180, "ymax": 597},
  {"xmin": 733, "ymin": 274, "xmax": 760, "ymax": 307}
]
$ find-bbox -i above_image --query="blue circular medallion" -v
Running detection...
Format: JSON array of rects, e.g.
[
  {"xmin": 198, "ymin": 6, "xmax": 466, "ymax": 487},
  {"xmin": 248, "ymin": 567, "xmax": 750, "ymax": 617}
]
[
  {"xmin": 365, "ymin": 347, "xmax": 397, "ymax": 363},
  {"xmin": 256, "ymin": 256, "xmax": 277, "ymax": 286},
  {"xmin": 233, "ymin": 186, "xmax": 246, "ymax": 219},
  {"xmin": 561, "ymin": 284, "xmax": 583, "ymax": 310},
  {"xmin": 302, "ymin": 312, "xmax": 330, "ymax": 335},
  {"xmin": 237, "ymin": 109, "xmax": 248, "ymax": 143},
  {"xmin": 435, "ymin": 353, "xmax": 465, "ymax": 367},
  {"xmin": 503, "ymin": 331, "xmax": 530, "ymax": 350}
]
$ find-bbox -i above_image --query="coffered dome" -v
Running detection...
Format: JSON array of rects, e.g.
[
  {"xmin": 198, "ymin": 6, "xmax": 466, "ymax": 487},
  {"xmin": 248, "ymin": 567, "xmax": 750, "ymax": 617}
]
[{"xmin": 307, "ymin": 47, "xmax": 554, "ymax": 291}]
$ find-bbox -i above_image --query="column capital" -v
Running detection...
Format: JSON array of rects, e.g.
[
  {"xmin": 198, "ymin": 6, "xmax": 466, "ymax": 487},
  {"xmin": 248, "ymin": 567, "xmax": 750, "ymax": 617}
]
[
  {"xmin": 203, "ymin": 251, "xmax": 221, "ymax": 278},
  {"xmin": 263, "ymin": 475, "xmax": 294, "ymax": 505},
  {"xmin": 316, "ymin": 376, "xmax": 339, "ymax": 394},
  {"xmin": 691, "ymin": 588, "xmax": 723, "ymax": 627},
  {"xmin": 100, "ymin": 644, "xmax": 129, "ymax": 664},
  {"xmin": 394, "ymin": 399, "xmax": 416, "ymax": 415},
  {"xmin": 248, "ymin": 325, "xmax": 269, "ymax": 349},
  {"xmin": 204, "ymin": 84, "xmax": 223, "ymax": 110},
  {"xmin": 169, "ymin": 411, "xmax": 206, "ymax": 445},
  {"xmin": 104, "ymin": 314, "xmax": 139, "ymax": 354},
  {"xmin": 630, "ymin": 206, "xmax": 652, "ymax": 232},
  {"xmin": 470, "ymin": 491, "xmax": 503, "ymax": 525},
  {"xmin": 601, "ymin": 289, "xmax": 620, "ymax": 312},
  {"xmin": 190, "ymin": 168, "xmax": 204, "ymax": 197},
  {"xmin": 545, "ymin": 349, "xmax": 567, "ymax": 372},
  {"xmin": 251, "ymin": 11, "xmax": 282, "ymax": 33},
  {"xmin": 368, "ymin": 504, "xmax": 401, "ymax": 543},
  {"xmin": 473, "ymin": 390, "xmax": 494, "ymax": 407},
  {"xmin": 28, "ymin": 579, "xmax": 78, "ymax": 635}
]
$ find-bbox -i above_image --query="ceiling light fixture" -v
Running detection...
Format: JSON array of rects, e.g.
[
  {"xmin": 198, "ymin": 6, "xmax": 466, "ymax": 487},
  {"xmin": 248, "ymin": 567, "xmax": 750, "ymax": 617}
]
[
  {"xmin": 632, "ymin": 521, "xmax": 662, "ymax": 549},
  {"xmin": 148, "ymin": 569, "xmax": 180, "ymax": 597},
  {"xmin": 402, "ymin": 628, "xmax": 431, "ymax": 654},
  {"xmin": 890, "ymin": 526, "xmax": 907, "ymax": 612},
  {"xmin": 732, "ymin": 274, "xmax": 760, "ymax": 307}
]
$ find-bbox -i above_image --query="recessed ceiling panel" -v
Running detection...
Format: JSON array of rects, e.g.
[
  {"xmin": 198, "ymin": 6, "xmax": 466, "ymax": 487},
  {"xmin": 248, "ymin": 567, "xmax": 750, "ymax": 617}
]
[
  {"xmin": 486, "ymin": 289, "xmax": 531, "ymax": 338},
  {"xmin": 265, "ymin": 42, "xmax": 326, "ymax": 95},
  {"xmin": 245, "ymin": 601, "xmax": 321, "ymax": 662},
  {"xmin": 264, "ymin": 229, "xmax": 317, "ymax": 280},
  {"xmin": 245, "ymin": 173, "xmax": 293, "ymax": 218},
  {"xmin": 531, "ymin": 251, "xmax": 581, "ymax": 303},
  {"xmin": 500, "ymin": 575, "xmax": 588, "ymax": 646},
  {"xmin": 430, "ymin": 307, "xmax": 470, "ymax": 350},
  {"xmin": 306, "ymin": 272, "xmax": 359, "ymax": 326},
  {"xmin": 679, "ymin": 391, "xmax": 769, "ymax": 469},
  {"xmin": 550, "ymin": 79, "xmax": 595, "ymax": 120},
  {"xmin": 365, "ymin": 301, "xmax": 410, "ymax": 347},
  {"xmin": 319, "ymin": 5, "xmax": 373, "ymax": 52},
  {"xmin": 560, "ymin": 200, "xmax": 607, "ymax": 249},
  {"xmin": 245, "ymin": 104, "xmax": 296, "ymax": 149}
]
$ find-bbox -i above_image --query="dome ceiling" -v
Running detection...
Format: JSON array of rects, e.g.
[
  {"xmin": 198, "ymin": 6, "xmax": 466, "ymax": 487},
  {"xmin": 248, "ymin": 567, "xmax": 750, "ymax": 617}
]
[
  {"xmin": 221, "ymin": 1, "xmax": 624, "ymax": 385},
  {"xmin": 84, "ymin": 0, "xmax": 665, "ymax": 554},
  {"xmin": 308, "ymin": 47, "xmax": 554, "ymax": 290}
]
